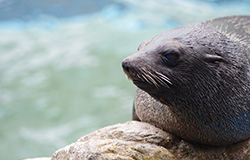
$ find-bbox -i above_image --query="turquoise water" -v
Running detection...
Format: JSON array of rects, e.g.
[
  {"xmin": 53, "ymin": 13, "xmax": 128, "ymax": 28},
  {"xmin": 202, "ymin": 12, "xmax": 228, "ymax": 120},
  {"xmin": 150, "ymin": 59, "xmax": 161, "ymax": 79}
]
[{"xmin": 0, "ymin": 0, "xmax": 249, "ymax": 159}]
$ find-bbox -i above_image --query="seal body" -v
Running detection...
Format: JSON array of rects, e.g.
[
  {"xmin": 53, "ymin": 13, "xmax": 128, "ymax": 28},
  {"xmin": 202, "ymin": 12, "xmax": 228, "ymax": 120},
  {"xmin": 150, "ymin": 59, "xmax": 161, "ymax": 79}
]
[{"xmin": 122, "ymin": 16, "xmax": 250, "ymax": 146}]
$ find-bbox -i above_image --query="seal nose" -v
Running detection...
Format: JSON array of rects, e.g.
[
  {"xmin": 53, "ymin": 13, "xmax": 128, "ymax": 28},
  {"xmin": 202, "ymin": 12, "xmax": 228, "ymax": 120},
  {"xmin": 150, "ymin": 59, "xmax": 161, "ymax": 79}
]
[{"xmin": 122, "ymin": 58, "xmax": 130, "ymax": 72}]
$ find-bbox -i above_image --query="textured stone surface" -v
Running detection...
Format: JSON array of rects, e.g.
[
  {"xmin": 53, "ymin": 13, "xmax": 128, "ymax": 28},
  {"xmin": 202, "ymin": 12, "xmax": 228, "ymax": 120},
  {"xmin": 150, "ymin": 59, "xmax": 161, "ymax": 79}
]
[
  {"xmin": 51, "ymin": 121, "xmax": 175, "ymax": 160},
  {"xmin": 51, "ymin": 121, "xmax": 250, "ymax": 160}
]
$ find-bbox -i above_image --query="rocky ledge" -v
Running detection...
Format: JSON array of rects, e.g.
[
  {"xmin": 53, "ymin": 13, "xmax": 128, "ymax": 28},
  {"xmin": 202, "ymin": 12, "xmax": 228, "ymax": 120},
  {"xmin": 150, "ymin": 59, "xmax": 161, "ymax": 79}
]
[{"xmin": 49, "ymin": 121, "xmax": 250, "ymax": 160}]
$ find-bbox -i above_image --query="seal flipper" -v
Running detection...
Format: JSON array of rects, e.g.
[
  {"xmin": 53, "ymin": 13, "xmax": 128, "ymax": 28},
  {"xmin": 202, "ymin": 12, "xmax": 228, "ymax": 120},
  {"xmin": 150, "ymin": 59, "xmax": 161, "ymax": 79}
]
[{"xmin": 205, "ymin": 16, "xmax": 250, "ymax": 46}]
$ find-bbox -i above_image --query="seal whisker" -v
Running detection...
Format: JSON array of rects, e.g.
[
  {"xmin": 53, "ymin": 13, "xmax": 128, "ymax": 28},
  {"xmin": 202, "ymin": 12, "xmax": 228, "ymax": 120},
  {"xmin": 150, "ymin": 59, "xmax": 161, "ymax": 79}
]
[
  {"xmin": 148, "ymin": 75, "xmax": 160, "ymax": 89},
  {"xmin": 135, "ymin": 70, "xmax": 148, "ymax": 83},
  {"xmin": 141, "ymin": 68, "xmax": 160, "ymax": 88},
  {"xmin": 137, "ymin": 68, "xmax": 152, "ymax": 85},
  {"xmin": 141, "ymin": 73, "xmax": 151, "ymax": 84},
  {"xmin": 155, "ymin": 71, "xmax": 172, "ymax": 85},
  {"xmin": 147, "ymin": 71, "xmax": 165, "ymax": 88},
  {"xmin": 151, "ymin": 72, "xmax": 170, "ymax": 88},
  {"xmin": 134, "ymin": 69, "xmax": 143, "ymax": 80}
]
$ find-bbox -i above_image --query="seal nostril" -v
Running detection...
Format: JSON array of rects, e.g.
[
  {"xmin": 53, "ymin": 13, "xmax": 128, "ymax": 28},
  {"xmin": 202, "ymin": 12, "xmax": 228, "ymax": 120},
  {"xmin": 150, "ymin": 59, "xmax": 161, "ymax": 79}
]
[{"xmin": 122, "ymin": 60, "xmax": 130, "ymax": 72}]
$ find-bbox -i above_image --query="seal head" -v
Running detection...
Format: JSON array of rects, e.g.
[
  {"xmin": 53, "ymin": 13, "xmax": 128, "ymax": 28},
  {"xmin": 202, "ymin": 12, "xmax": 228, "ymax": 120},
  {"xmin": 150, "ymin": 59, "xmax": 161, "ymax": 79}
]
[{"xmin": 122, "ymin": 16, "xmax": 250, "ymax": 146}]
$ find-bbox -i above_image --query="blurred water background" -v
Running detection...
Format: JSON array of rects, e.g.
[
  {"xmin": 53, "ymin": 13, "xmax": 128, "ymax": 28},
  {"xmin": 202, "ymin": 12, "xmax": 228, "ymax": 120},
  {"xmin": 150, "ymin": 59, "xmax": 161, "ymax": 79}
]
[{"xmin": 0, "ymin": 0, "xmax": 249, "ymax": 159}]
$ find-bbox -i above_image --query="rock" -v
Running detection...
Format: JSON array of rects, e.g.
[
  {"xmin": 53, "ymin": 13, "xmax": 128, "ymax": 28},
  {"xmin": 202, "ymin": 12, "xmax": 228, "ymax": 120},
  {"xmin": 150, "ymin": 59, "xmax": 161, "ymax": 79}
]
[
  {"xmin": 51, "ymin": 121, "xmax": 175, "ymax": 160},
  {"xmin": 51, "ymin": 121, "xmax": 250, "ymax": 160}
]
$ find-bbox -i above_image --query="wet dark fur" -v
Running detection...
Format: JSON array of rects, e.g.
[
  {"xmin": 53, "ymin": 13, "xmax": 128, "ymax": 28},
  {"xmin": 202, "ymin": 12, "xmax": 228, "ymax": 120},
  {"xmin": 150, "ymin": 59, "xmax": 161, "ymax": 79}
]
[{"xmin": 122, "ymin": 16, "xmax": 250, "ymax": 146}]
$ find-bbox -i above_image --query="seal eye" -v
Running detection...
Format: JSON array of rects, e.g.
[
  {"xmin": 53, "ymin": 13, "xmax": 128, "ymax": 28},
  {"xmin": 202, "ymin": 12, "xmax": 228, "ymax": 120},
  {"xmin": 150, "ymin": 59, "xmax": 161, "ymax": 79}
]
[{"xmin": 163, "ymin": 52, "xmax": 180, "ymax": 65}]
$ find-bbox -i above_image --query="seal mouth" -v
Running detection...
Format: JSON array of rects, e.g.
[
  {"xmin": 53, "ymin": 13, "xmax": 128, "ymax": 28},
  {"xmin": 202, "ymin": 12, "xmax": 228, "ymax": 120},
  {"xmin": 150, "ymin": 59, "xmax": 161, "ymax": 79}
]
[
  {"xmin": 133, "ymin": 80, "xmax": 145, "ymax": 85},
  {"xmin": 126, "ymin": 73, "xmax": 146, "ymax": 86},
  {"xmin": 132, "ymin": 80, "xmax": 153, "ymax": 90}
]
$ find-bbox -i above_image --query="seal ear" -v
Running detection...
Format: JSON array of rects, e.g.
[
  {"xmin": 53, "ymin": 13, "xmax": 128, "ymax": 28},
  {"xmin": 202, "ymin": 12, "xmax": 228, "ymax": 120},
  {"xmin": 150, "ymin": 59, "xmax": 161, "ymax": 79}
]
[
  {"xmin": 138, "ymin": 39, "xmax": 152, "ymax": 51},
  {"xmin": 199, "ymin": 46, "xmax": 227, "ymax": 63},
  {"xmin": 203, "ymin": 54, "xmax": 227, "ymax": 63}
]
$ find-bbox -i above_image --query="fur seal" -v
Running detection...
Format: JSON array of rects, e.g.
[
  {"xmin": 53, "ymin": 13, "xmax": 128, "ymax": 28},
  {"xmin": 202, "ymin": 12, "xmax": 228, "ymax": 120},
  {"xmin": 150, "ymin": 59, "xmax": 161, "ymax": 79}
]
[{"xmin": 122, "ymin": 16, "xmax": 250, "ymax": 146}]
